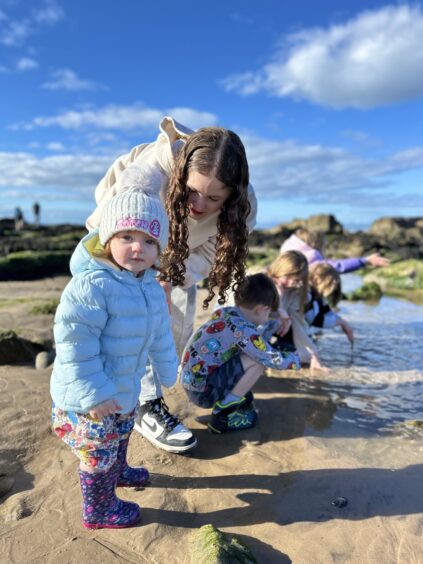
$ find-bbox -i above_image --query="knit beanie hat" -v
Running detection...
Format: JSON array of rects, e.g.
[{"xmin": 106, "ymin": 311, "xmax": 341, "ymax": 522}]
[{"xmin": 99, "ymin": 188, "xmax": 169, "ymax": 250}]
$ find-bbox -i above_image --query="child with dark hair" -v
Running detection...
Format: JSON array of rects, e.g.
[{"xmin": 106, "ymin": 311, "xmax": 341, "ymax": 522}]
[{"xmin": 180, "ymin": 273, "xmax": 300, "ymax": 434}]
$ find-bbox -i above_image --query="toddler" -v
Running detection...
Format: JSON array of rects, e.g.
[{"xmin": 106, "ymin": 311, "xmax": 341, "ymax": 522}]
[{"xmin": 50, "ymin": 188, "xmax": 178, "ymax": 529}]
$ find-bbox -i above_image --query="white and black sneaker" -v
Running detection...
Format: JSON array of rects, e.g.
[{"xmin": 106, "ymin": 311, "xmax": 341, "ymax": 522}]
[{"xmin": 134, "ymin": 397, "xmax": 197, "ymax": 453}]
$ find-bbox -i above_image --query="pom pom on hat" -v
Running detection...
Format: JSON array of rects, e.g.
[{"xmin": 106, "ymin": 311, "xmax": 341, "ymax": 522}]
[
  {"xmin": 114, "ymin": 164, "xmax": 165, "ymax": 194},
  {"xmin": 99, "ymin": 188, "xmax": 169, "ymax": 250}
]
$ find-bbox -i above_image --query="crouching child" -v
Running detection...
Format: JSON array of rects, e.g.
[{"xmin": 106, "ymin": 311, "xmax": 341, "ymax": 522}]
[{"xmin": 180, "ymin": 273, "xmax": 300, "ymax": 434}]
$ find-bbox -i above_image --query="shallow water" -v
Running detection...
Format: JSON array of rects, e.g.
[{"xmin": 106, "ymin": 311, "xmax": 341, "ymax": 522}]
[{"xmin": 298, "ymin": 274, "xmax": 423, "ymax": 467}]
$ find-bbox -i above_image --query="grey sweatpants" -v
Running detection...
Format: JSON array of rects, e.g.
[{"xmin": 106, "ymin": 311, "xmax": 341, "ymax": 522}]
[{"xmin": 139, "ymin": 284, "xmax": 197, "ymax": 402}]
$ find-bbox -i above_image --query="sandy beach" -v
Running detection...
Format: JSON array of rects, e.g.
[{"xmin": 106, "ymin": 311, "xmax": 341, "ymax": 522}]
[{"xmin": 1, "ymin": 277, "xmax": 423, "ymax": 563}]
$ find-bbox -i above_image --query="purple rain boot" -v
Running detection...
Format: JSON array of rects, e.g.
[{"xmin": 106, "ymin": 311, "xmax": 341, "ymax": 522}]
[
  {"xmin": 116, "ymin": 437, "xmax": 149, "ymax": 488},
  {"xmin": 79, "ymin": 463, "xmax": 141, "ymax": 529}
]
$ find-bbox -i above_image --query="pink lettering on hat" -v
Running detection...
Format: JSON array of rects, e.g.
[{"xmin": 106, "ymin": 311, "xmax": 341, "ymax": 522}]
[
  {"xmin": 149, "ymin": 219, "xmax": 160, "ymax": 238},
  {"xmin": 116, "ymin": 218, "xmax": 149, "ymax": 230}
]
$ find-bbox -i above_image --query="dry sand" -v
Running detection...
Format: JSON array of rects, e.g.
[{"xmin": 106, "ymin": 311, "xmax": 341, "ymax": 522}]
[{"xmin": 1, "ymin": 277, "xmax": 422, "ymax": 563}]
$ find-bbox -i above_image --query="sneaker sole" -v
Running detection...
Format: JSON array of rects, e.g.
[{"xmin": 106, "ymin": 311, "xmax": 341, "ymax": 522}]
[{"xmin": 133, "ymin": 422, "xmax": 197, "ymax": 453}]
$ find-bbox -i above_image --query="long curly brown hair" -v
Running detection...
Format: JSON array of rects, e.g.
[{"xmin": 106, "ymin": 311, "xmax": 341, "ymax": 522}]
[{"xmin": 161, "ymin": 127, "xmax": 251, "ymax": 309}]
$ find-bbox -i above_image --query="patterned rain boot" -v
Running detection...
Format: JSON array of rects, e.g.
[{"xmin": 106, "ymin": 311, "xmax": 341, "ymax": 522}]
[
  {"xmin": 116, "ymin": 437, "xmax": 149, "ymax": 488},
  {"xmin": 79, "ymin": 463, "xmax": 141, "ymax": 529}
]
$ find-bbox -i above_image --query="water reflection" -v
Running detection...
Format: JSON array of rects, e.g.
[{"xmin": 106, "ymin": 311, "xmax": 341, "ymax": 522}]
[{"xmin": 266, "ymin": 275, "xmax": 423, "ymax": 464}]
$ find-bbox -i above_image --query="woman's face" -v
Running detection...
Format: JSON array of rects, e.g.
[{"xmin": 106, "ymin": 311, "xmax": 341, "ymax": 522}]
[{"xmin": 186, "ymin": 171, "xmax": 230, "ymax": 219}]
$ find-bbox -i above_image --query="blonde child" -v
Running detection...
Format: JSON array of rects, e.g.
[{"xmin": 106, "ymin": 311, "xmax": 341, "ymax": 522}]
[
  {"xmin": 306, "ymin": 262, "xmax": 354, "ymax": 345},
  {"xmin": 181, "ymin": 273, "xmax": 300, "ymax": 433},
  {"xmin": 50, "ymin": 188, "xmax": 178, "ymax": 529},
  {"xmin": 265, "ymin": 250, "xmax": 327, "ymax": 372}
]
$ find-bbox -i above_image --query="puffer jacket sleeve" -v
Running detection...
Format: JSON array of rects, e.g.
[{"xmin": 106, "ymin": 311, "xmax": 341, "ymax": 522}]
[
  {"xmin": 147, "ymin": 287, "xmax": 179, "ymax": 388},
  {"xmin": 53, "ymin": 277, "xmax": 117, "ymax": 412}
]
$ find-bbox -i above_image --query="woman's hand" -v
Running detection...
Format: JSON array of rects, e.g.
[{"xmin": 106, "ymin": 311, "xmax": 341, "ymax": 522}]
[
  {"xmin": 364, "ymin": 253, "xmax": 390, "ymax": 268},
  {"xmin": 89, "ymin": 399, "xmax": 122, "ymax": 419},
  {"xmin": 159, "ymin": 280, "xmax": 172, "ymax": 313}
]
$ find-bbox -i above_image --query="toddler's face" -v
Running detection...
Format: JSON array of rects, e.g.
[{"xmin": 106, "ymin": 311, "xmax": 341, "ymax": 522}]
[{"xmin": 110, "ymin": 230, "xmax": 158, "ymax": 276}]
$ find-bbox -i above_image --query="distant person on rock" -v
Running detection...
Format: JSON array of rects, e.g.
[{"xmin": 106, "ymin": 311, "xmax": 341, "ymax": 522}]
[
  {"xmin": 14, "ymin": 207, "xmax": 24, "ymax": 232},
  {"xmin": 50, "ymin": 186, "xmax": 178, "ymax": 529},
  {"xmin": 281, "ymin": 228, "xmax": 390, "ymax": 274},
  {"xmin": 32, "ymin": 201, "xmax": 41, "ymax": 228},
  {"xmin": 180, "ymin": 273, "xmax": 300, "ymax": 434}
]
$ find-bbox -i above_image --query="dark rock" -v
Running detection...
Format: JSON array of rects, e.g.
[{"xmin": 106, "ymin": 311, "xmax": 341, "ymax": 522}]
[
  {"xmin": 0, "ymin": 330, "xmax": 44, "ymax": 365},
  {"xmin": 249, "ymin": 214, "xmax": 423, "ymax": 262},
  {"xmin": 331, "ymin": 496, "xmax": 348, "ymax": 508},
  {"xmin": 347, "ymin": 282, "xmax": 383, "ymax": 302}
]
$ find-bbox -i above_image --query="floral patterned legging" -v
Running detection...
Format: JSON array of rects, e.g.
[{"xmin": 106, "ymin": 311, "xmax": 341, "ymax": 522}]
[{"xmin": 52, "ymin": 403, "xmax": 139, "ymax": 471}]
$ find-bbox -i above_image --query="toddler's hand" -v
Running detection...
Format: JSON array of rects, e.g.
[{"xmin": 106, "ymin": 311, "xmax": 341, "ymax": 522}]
[{"xmin": 89, "ymin": 399, "xmax": 122, "ymax": 419}]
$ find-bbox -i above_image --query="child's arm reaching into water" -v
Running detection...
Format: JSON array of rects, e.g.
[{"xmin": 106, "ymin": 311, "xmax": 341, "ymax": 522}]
[{"xmin": 336, "ymin": 317, "xmax": 354, "ymax": 345}]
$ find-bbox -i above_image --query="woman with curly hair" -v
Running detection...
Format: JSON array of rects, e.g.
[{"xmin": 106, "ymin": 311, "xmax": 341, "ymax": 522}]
[{"xmin": 86, "ymin": 117, "xmax": 257, "ymax": 453}]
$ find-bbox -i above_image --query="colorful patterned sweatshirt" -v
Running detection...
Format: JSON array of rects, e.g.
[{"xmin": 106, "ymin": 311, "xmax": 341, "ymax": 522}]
[{"xmin": 180, "ymin": 306, "xmax": 300, "ymax": 392}]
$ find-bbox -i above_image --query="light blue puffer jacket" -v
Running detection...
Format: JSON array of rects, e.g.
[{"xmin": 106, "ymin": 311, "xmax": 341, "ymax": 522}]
[{"xmin": 50, "ymin": 229, "xmax": 178, "ymax": 414}]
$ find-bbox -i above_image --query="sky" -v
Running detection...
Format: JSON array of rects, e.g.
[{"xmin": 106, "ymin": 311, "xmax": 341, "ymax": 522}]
[{"xmin": 1, "ymin": 0, "xmax": 423, "ymax": 231}]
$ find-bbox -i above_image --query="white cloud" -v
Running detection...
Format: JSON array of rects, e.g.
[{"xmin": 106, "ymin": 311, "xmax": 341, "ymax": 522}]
[
  {"xmin": 1, "ymin": 19, "xmax": 32, "ymax": 46},
  {"xmin": 222, "ymin": 5, "xmax": 423, "ymax": 108},
  {"xmin": 0, "ymin": 151, "xmax": 113, "ymax": 190},
  {"xmin": 1, "ymin": 137, "xmax": 423, "ymax": 212},
  {"xmin": 33, "ymin": 1, "xmax": 64, "ymax": 24},
  {"xmin": 42, "ymin": 68, "xmax": 105, "ymax": 91},
  {"xmin": 17, "ymin": 57, "xmax": 39, "ymax": 71},
  {"xmin": 0, "ymin": 1, "xmax": 64, "ymax": 47},
  {"xmin": 242, "ymin": 133, "xmax": 423, "ymax": 203},
  {"xmin": 12, "ymin": 103, "xmax": 218, "ymax": 131},
  {"xmin": 46, "ymin": 142, "xmax": 65, "ymax": 151}
]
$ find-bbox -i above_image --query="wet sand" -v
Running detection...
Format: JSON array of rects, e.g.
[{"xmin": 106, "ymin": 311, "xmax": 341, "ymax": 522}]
[{"xmin": 1, "ymin": 277, "xmax": 423, "ymax": 563}]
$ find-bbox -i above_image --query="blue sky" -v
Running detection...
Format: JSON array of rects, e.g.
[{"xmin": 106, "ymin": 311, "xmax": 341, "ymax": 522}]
[{"xmin": 1, "ymin": 0, "xmax": 423, "ymax": 230}]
